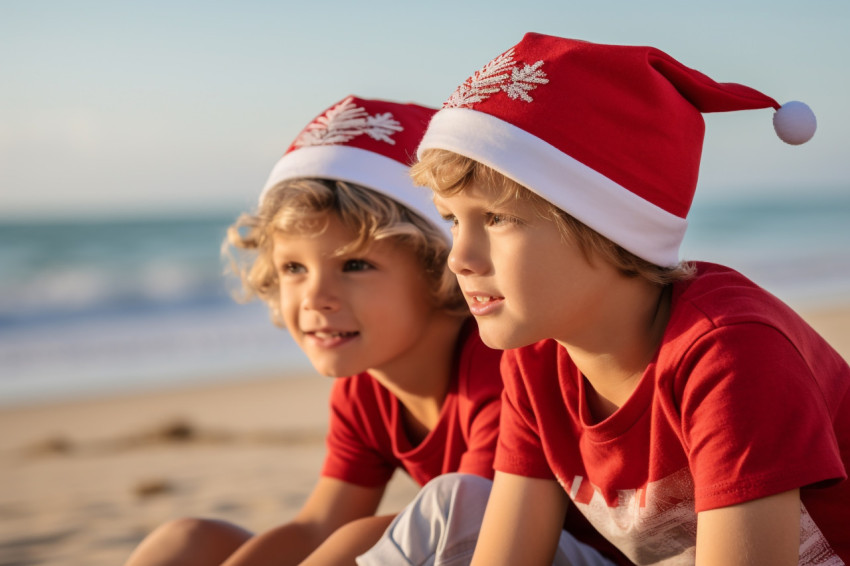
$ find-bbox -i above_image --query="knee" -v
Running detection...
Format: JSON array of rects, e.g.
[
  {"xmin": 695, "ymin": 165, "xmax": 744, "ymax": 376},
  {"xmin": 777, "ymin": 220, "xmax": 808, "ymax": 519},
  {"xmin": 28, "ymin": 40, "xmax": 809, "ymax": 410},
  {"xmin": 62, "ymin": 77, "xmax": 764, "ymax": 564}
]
[
  {"xmin": 429, "ymin": 473, "xmax": 492, "ymax": 501},
  {"xmin": 418, "ymin": 473, "xmax": 493, "ymax": 516},
  {"xmin": 147, "ymin": 517, "xmax": 251, "ymax": 553},
  {"xmin": 131, "ymin": 517, "xmax": 251, "ymax": 561},
  {"xmin": 364, "ymin": 475, "xmax": 492, "ymax": 565},
  {"xmin": 148, "ymin": 517, "xmax": 226, "ymax": 546}
]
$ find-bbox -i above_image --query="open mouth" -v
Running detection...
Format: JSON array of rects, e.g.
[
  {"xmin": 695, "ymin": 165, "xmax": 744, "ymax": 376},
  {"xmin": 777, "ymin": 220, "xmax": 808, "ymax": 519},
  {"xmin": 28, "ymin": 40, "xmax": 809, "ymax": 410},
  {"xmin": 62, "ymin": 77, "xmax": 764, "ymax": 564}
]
[
  {"xmin": 466, "ymin": 294, "xmax": 505, "ymax": 316},
  {"xmin": 311, "ymin": 330, "xmax": 359, "ymax": 339},
  {"xmin": 303, "ymin": 329, "xmax": 360, "ymax": 348}
]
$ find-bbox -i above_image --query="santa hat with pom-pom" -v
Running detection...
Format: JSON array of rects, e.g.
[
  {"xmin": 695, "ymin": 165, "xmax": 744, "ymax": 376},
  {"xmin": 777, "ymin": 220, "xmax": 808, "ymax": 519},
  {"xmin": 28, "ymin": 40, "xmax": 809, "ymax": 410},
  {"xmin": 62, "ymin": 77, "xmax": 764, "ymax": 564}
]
[
  {"xmin": 260, "ymin": 95, "xmax": 447, "ymax": 239},
  {"xmin": 418, "ymin": 33, "xmax": 816, "ymax": 266}
]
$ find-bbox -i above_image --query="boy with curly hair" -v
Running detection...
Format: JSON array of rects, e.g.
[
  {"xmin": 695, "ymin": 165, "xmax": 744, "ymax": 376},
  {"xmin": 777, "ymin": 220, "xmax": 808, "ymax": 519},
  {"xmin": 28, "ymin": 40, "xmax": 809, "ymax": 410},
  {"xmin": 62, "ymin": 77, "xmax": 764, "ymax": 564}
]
[{"xmin": 124, "ymin": 96, "xmax": 502, "ymax": 566}]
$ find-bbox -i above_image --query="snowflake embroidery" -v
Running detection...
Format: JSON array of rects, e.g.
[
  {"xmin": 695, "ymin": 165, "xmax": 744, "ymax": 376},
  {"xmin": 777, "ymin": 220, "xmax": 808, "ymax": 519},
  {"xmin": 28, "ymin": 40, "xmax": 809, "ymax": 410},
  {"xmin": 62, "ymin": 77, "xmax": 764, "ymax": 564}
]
[
  {"xmin": 294, "ymin": 97, "xmax": 404, "ymax": 147},
  {"xmin": 444, "ymin": 48, "xmax": 549, "ymax": 108}
]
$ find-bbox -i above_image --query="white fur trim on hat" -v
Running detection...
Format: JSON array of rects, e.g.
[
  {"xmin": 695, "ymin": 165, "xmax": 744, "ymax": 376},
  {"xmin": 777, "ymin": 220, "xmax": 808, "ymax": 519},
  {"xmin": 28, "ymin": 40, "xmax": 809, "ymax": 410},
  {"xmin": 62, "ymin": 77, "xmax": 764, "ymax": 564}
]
[
  {"xmin": 418, "ymin": 108, "xmax": 688, "ymax": 267},
  {"xmin": 260, "ymin": 144, "xmax": 449, "ymax": 241}
]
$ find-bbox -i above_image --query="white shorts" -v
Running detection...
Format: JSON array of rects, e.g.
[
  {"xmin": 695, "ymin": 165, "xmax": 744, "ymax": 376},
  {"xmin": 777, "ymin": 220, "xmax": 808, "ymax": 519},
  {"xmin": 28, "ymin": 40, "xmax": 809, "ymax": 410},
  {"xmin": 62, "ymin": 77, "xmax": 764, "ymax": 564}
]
[{"xmin": 356, "ymin": 473, "xmax": 617, "ymax": 566}]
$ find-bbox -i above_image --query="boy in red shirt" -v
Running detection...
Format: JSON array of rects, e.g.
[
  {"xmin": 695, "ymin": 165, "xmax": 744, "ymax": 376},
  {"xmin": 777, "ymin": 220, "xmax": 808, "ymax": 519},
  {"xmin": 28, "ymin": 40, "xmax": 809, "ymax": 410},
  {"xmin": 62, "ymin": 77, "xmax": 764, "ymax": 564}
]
[
  {"xmin": 123, "ymin": 96, "xmax": 502, "ymax": 566},
  {"xmin": 359, "ymin": 34, "xmax": 849, "ymax": 566}
]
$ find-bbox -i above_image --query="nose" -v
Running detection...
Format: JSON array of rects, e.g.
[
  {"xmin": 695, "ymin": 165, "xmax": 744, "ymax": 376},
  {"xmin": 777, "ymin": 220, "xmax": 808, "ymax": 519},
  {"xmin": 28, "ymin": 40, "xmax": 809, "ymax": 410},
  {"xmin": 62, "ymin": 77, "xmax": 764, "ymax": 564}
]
[
  {"xmin": 301, "ymin": 273, "xmax": 340, "ymax": 312},
  {"xmin": 448, "ymin": 226, "xmax": 490, "ymax": 276}
]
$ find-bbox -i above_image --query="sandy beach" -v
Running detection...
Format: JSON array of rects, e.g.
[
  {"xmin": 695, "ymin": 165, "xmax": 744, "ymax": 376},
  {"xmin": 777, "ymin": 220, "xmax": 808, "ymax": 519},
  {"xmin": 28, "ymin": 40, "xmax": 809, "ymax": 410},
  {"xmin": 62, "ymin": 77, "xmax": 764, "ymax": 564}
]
[{"xmin": 2, "ymin": 306, "xmax": 848, "ymax": 566}]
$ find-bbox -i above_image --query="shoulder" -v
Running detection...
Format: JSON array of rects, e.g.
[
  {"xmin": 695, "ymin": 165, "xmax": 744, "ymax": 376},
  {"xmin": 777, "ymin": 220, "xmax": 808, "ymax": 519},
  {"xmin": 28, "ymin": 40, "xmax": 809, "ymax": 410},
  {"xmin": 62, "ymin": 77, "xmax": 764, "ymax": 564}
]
[
  {"xmin": 662, "ymin": 263, "xmax": 849, "ymax": 411},
  {"xmin": 667, "ymin": 262, "xmax": 820, "ymax": 350},
  {"xmin": 672, "ymin": 262, "xmax": 792, "ymax": 324},
  {"xmin": 663, "ymin": 263, "xmax": 800, "ymax": 377}
]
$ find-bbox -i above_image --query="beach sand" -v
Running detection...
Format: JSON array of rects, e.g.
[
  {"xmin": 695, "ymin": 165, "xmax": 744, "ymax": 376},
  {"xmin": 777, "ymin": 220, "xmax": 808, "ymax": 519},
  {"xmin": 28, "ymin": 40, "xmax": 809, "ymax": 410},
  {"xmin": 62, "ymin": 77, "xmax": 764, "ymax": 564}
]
[{"xmin": 2, "ymin": 307, "xmax": 848, "ymax": 566}]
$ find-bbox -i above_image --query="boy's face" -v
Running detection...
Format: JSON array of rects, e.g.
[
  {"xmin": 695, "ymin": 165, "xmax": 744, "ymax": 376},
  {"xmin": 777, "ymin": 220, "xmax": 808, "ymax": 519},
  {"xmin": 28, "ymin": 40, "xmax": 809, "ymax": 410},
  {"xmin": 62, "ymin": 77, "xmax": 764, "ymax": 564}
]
[
  {"xmin": 272, "ymin": 213, "xmax": 435, "ymax": 378},
  {"xmin": 433, "ymin": 181, "xmax": 621, "ymax": 350}
]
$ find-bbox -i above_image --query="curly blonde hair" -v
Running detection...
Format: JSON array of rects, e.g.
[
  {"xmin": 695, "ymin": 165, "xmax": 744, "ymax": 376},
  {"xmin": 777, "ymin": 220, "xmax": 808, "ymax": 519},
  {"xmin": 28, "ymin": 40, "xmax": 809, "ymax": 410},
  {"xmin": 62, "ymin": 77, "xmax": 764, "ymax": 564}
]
[
  {"xmin": 411, "ymin": 149, "xmax": 694, "ymax": 285},
  {"xmin": 223, "ymin": 178, "xmax": 467, "ymax": 326}
]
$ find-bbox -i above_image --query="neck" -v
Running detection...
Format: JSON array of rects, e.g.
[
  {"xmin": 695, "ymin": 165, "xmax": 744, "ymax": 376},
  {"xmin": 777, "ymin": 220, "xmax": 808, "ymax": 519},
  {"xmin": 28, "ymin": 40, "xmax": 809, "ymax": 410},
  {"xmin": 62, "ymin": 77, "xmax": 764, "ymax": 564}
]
[
  {"xmin": 368, "ymin": 314, "xmax": 467, "ymax": 443},
  {"xmin": 560, "ymin": 282, "xmax": 671, "ymax": 422}
]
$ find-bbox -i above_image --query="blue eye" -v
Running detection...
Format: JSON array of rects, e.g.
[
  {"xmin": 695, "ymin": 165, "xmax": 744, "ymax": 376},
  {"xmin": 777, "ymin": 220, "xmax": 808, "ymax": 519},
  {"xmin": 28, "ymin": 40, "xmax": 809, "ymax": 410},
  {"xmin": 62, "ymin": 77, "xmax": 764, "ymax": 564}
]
[
  {"xmin": 487, "ymin": 213, "xmax": 517, "ymax": 227},
  {"xmin": 343, "ymin": 259, "xmax": 373, "ymax": 272},
  {"xmin": 281, "ymin": 262, "xmax": 305, "ymax": 274}
]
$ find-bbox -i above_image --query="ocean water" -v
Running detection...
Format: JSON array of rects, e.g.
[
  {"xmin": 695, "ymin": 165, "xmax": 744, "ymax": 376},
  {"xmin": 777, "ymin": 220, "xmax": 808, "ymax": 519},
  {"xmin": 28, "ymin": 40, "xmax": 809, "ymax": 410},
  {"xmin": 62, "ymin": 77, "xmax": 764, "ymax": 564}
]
[
  {"xmin": 0, "ymin": 215, "xmax": 313, "ymax": 406},
  {"xmin": 680, "ymin": 191, "xmax": 850, "ymax": 305},
  {"xmin": 1, "ymin": 190, "xmax": 849, "ymax": 406}
]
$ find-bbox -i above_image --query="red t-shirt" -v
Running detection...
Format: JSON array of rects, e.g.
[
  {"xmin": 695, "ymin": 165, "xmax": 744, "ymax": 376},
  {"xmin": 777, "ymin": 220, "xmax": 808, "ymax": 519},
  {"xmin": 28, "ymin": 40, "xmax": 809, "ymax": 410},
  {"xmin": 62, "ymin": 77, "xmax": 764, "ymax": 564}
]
[
  {"xmin": 322, "ymin": 320, "xmax": 503, "ymax": 488},
  {"xmin": 496, "ymin": 262, "xmax": 850, "ymax": 565}
]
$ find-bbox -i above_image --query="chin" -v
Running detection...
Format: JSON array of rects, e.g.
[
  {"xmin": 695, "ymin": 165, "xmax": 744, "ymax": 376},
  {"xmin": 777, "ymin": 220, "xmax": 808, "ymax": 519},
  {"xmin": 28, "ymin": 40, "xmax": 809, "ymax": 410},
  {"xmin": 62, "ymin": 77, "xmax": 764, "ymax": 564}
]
[
  {"xmin": 477, "ymin": 326, "xmax": 533, "ymax": 351},
  {"xmin": 308, "ymin": 359, "xmax": 354, "ymax": 378}
]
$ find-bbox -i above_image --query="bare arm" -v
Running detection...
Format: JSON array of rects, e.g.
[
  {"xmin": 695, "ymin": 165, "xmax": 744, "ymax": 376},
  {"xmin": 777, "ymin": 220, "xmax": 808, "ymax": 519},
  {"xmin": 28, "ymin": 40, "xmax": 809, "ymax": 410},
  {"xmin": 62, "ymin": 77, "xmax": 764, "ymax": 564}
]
[
  {"xmin": 695, "ymin": 488, "xmax": 800, "ymax": 566},
  {"xmin": 470, "ymin": 471, "xmax": 567, "ymax": 566},
  {"xmin": 222, "ymin": 477, "xmax": 385, "ymax": 566}
]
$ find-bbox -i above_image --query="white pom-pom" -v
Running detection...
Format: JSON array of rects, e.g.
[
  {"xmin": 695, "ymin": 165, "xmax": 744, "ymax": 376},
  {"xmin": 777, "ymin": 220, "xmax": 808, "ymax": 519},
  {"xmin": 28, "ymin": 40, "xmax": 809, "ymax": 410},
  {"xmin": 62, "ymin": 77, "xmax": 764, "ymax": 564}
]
[{"xmin": 773, "ymin": 101, "xmax": 816, "ymax": 145}]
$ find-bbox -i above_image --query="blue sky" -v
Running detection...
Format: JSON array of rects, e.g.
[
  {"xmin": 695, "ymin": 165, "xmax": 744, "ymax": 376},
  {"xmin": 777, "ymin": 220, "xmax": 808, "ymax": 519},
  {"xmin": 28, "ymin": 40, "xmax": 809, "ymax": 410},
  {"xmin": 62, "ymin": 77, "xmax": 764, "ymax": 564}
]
[{"xmin": 2, "ymin": 0, "xmax": 848, "ymax": 219}]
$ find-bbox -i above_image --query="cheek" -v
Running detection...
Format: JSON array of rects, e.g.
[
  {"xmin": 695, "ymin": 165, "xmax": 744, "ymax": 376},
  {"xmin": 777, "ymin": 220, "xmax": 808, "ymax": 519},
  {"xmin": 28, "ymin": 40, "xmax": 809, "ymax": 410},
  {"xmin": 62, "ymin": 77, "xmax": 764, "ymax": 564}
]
[
  {"xmin": 498, "ymin": 241, "xmax": 543, "ymax": 285},
  {"xmin": 509, "ymin": 243, "xmax": 572, "ymax": 307},
  {"xmin": 278, "ymin": 286, "xmax": 301, "ymax": 321},
  {"xmin": 377, "ymin": 279, "xmax": 432, "ymax": 326}
]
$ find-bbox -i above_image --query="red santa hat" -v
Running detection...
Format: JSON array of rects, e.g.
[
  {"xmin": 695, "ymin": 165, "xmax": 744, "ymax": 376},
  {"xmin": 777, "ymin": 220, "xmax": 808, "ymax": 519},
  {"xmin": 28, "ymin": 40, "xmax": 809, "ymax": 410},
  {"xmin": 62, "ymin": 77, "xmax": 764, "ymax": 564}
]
[
  {"xmin": 260, "ymin": 96, "xmax": 446, "ymax": 238},
  {"xmin": 417, "ymin": 33, "xmax": 817, "ymax": 266}
]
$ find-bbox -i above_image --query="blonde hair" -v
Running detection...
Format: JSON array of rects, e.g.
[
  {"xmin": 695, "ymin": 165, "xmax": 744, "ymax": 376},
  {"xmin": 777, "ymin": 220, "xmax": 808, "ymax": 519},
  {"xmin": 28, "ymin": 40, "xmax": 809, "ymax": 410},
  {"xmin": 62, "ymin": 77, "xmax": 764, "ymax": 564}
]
[
  {"xmin": 411, "ymin": 149, "xmax": 694, "ymax": 285},
  {"xmin": 223, "ymin": 178, "xmax": 467, "ymax": 326}
]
